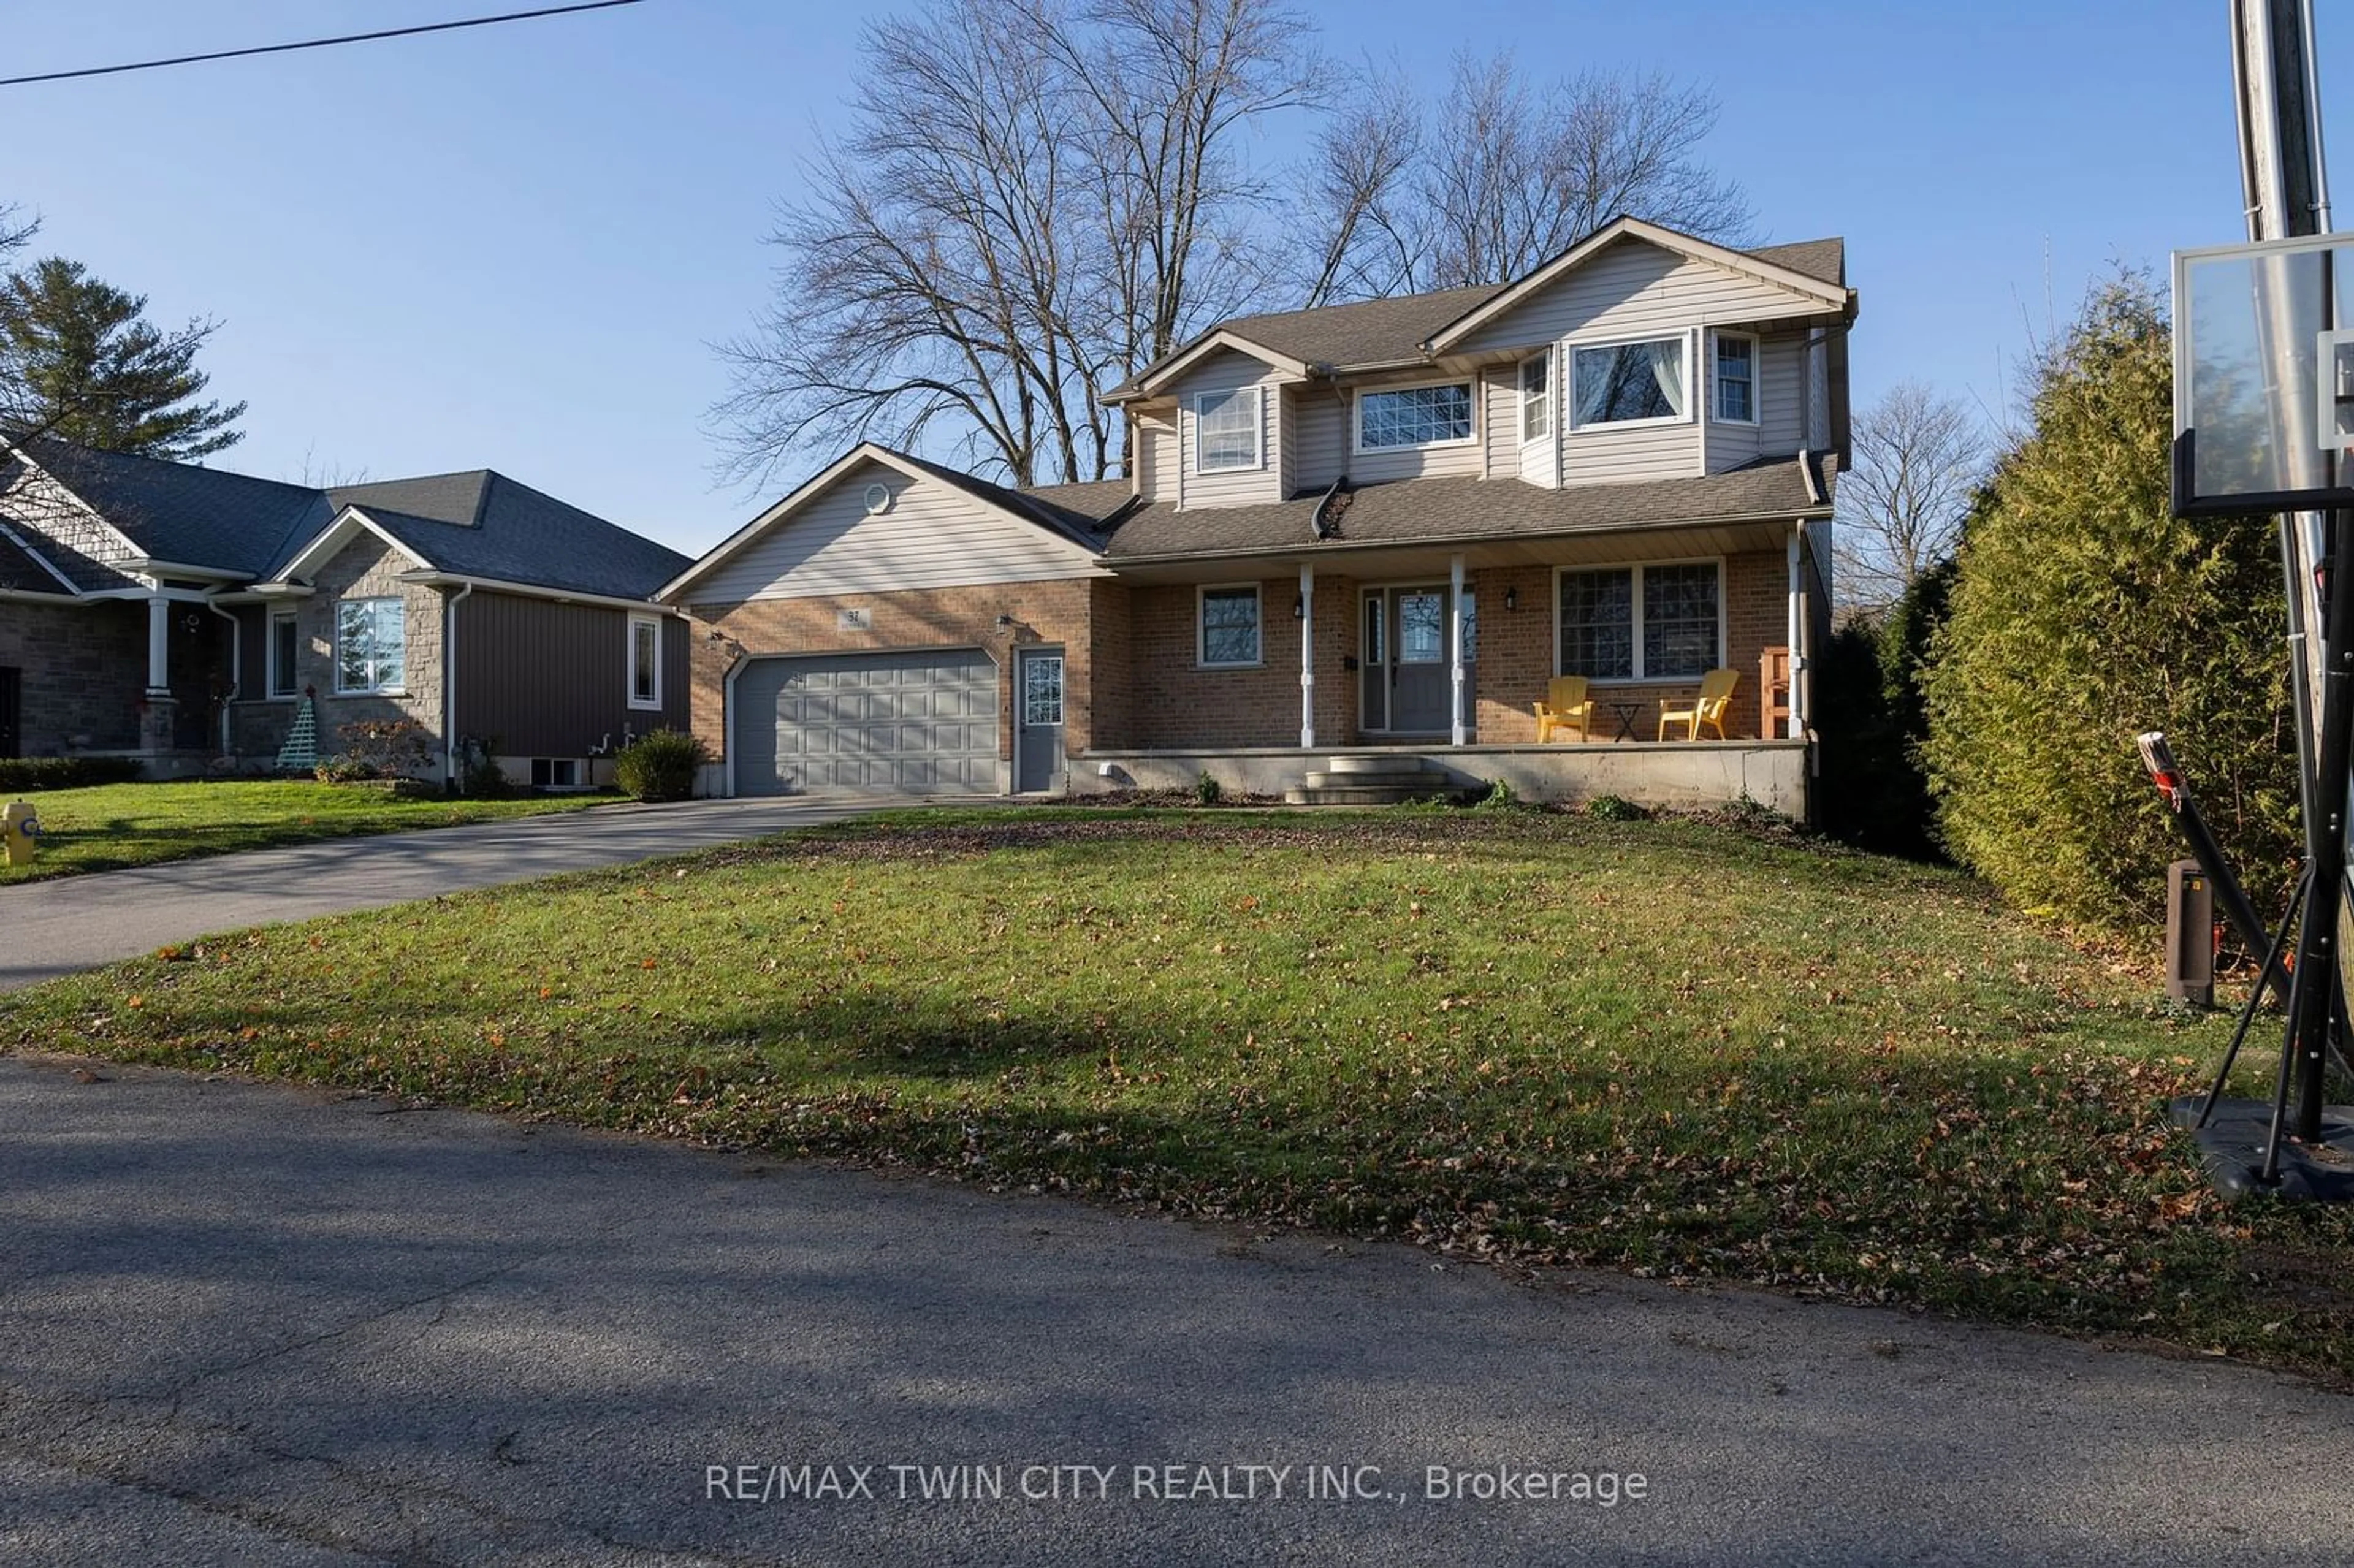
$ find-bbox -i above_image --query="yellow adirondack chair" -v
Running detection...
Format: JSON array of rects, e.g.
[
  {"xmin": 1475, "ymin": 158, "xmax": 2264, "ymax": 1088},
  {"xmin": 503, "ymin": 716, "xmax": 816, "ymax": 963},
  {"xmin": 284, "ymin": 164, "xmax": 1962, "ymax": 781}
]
[
  {"xmin": 1533, "ymin": 676, "xmax": 1594, "ymax": 743},
  {"xmin": 1657, "ymin": 668, "xmax": 1739, "ymax": 741}
]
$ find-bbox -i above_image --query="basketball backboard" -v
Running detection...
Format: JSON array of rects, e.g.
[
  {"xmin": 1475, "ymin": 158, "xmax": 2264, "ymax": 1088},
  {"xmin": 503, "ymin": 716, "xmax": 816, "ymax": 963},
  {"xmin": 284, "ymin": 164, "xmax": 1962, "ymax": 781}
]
[{"xmin": 2173, "ymin": 232, "xmax": 2354, "ymax": 516}]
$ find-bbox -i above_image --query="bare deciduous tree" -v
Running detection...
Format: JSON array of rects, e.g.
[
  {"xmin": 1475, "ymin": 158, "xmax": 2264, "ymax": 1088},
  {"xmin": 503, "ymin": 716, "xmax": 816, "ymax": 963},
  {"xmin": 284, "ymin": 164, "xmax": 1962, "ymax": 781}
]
[
  {"xmin": 1301, "ymin": 53, "xmax": 1751, "ymax": 302},
  {"xmin": 712, "ymin": 0, "xmax": 1319, "ymax": 489},
  {"xmin": 1834, "ymin": 381, "xmax": 1990, "ymax": 611}
]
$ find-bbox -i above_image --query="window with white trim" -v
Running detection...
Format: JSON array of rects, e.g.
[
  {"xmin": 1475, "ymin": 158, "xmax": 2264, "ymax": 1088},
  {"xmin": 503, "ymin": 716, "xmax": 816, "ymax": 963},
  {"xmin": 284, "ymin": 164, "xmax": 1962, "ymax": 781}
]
[
  {"xmin": 1357, "ymin": 381, "xmax": 1475, "ymax": 451},
  {"xmin": 1197, "ymin": 585, "xmax": 1262, "ymax": 667},
  {"xmin": 268, "ymin": 610, "xmax": 299, "ymax": 698},
  {"xmin": 628, "ymin": 614, "xmax": 662, "ymax": 710},
  {"xmin": 334, "ymin": 597, "xmax": 405, "ymax": 694},
  {"xmin": 1519, "ymin": 354, "xmax": 1550, "ymax": 443},
  {"xmin": 1714, "ymin": 333, "xmax": 1757, "ymax": 424},
  {"xmin": 1571, "ymin": 336, "xmax": 1689, "ymax": 427},
  {"xmin": 1557, "ymin": 563, "xmax": 1720, "ymax": 681},
  {"xmin": 1194, "ymin": 387, "xmax": 1262, "ymax": 472}
]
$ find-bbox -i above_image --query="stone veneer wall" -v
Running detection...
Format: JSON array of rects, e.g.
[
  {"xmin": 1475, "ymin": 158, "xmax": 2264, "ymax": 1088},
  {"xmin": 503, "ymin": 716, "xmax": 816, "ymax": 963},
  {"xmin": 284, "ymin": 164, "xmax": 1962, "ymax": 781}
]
[{"xmin": 0, "ymin": 599, "xmax": 146, "ymax": 754}]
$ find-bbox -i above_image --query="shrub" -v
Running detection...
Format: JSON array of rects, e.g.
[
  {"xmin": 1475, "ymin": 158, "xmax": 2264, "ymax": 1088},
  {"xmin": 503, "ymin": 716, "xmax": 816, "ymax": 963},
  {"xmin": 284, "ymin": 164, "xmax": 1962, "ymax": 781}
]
[
  {"xmin": 614, "ymin": 729, "xmax": 707, "ymax": 802},
  {"xmin": 1920, "ymin": 272, "xmax": 2299, "ymax": 934},
  {"xmin": 455, "ymin": 735, "xmax": 508, "ymax": 799},
  {"xmin": 1813, "ymin": 605, "xmax": 1945, "ymax": 861},
  {"xmin": 1585, "ymin": 794, "xmax": 1647, "ymax": 821},
  {"xmin": 0, "ymin": 756, "xmax": 145, "ymax": 791},
  {"xmin": 1471, "ymin": 778, "xmax": 1522, "ymax": 811},
  {"xmin": 318, "ymin": 718, "xmax": 433, "ymax": 783},
  {"xmin": 1193, "ymin": 769, "xmax": 1222, "ymax": 806}
]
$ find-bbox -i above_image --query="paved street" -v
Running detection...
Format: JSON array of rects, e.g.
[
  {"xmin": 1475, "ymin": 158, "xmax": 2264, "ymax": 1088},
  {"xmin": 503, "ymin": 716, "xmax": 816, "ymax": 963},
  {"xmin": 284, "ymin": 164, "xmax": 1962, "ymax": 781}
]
[
  {"xmin": 0, "ymin": 797, "xmax": 905, "ymax": 992},
  {"xmin": 1, "ymin": 1054, "xmax": 2348, "ymax": 1566}
]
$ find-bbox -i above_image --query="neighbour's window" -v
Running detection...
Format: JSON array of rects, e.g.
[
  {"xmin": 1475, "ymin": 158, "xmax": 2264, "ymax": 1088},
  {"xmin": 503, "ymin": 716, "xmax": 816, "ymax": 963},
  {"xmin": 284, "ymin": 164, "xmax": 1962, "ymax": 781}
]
[
  {"xmin": 1715, "ymin": 334, "xmax": 1756, "ymax": 424},
  {"xmin": 1520, "ymin": 354, "xmax": 1550, "ymax": 443},
  {"xmin": 1194, "ymin": 387, "xmax": 1262, "ymax": 473},
  {"xmin": 334, "ymin": 597, "xmax": 405, "ymax": 694},
  {"xmin": 1357, "ymin": 381, "xmax": 1475, "ymax": 451},
  {"xmin": 1198, "ymin": 585, "xmax": 1262, "ymax": 666},
  {"xmin": 628, "ymin": 614, "xmax": 662, "ymax": 710},
  {"xmin": 1571, "ymin": 337, "xmax": 1689, "ymax": 427},
  {"xmin": 269, "ymin": 611, "xmax": 299, "ymax": 698},
  {"xmin": 1556, "ymin": 562, "xmax": 1720, "ymax": 681}
]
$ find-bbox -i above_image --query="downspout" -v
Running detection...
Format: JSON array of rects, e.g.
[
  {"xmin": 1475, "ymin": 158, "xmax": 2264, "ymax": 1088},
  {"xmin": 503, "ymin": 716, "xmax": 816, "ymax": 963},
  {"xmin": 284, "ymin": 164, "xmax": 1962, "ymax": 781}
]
[
  {"xmin": 444, "ymin": 582, "xmax": 474, "ymax": 790},
  {"xmin": 1785, "ymin": 522, "xmax": 1805, "ymax": 740},
  {"xmin": 205, "ymin": 599, "xmax": 242, "ymax": 756}
]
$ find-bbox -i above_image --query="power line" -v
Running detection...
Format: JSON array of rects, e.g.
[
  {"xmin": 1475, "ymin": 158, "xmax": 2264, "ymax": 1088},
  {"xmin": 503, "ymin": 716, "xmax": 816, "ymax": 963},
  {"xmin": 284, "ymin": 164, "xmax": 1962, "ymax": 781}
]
[{"xmin": 0, "ymin": 1, "xmax": 647, "ymax": 89}]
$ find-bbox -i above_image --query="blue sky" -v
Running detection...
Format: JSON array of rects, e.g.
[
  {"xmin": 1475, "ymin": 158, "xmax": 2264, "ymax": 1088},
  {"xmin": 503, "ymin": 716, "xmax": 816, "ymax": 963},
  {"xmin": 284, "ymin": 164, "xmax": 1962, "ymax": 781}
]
[{"xmin": 0, "ymin": 1, "xmax": 2311, "ymax": 552}]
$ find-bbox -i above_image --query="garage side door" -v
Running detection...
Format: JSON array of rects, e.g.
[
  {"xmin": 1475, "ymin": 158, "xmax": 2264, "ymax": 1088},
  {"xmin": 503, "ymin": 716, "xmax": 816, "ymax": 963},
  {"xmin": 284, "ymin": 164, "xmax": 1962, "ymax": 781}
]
[{"xmin": 734, "ymin": 649, "xmax": 999, "ymax": 796}]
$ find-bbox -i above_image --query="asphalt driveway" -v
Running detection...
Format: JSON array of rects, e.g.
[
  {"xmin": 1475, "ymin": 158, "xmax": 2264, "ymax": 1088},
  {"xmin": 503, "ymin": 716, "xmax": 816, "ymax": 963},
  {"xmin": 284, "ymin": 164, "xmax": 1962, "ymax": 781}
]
[
  {"xmin": 0, "ymin": 796, "xmax": 905, "ymax": 992},
  {"xmin": 2, "ymin": 1055, "xmax": 2349, "ymax": 1567}
]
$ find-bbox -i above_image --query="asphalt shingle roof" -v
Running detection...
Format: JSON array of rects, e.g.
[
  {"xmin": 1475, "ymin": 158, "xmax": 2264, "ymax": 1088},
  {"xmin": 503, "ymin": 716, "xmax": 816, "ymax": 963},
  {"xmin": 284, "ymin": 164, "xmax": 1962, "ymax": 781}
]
[
  {"xmin": 886, "ymin": 451, "xmax": 1118, "ymax": 550},
  {"xmin": 1743, "ymin": 237, "xmax": 1845, "ymax": 287},
  {"xmin": 19, "ymin": 438, "xmax": 329, "ymax": 577},
  {"xmin": 1100, "ymin": 456, "xmax": 1834, "ymax": 561},
  {"xmin": 323, "ymin": 471, "xmax": 692, "ymax": 600},
  {"xmin": 0, "ymin": 527, "xmax": 69, "ymax": 593}
]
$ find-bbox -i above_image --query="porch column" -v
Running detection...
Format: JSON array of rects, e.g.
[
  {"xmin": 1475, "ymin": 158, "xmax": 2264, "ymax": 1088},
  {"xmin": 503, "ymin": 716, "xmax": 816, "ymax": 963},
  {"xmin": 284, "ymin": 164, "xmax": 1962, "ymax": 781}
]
[
  {"xmin": 1786, "ymin": 525, "xmax": 1805, "ymax": 738},
  {"xmin": 145, "ymin": 595, "xmax": 172, "ymax": 695},
  {"xmin": 1298, "ymin": 562, "xmax": 1315, "ymax": 750},
  {"xmin": 1448, "ymin": 552, "xmax": 1466, "ymax": 747}
]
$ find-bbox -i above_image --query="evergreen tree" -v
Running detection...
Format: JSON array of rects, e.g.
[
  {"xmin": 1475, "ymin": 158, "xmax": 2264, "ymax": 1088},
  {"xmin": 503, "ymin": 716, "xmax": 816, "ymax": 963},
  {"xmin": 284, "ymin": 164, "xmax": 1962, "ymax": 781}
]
[
  {"xmin": 0, "ymin": 256, "xmax": 245, "ymax": 458},
  {"xmin": 1919, "ymin": 272, "xmax": 2298, "ymax": 934}
]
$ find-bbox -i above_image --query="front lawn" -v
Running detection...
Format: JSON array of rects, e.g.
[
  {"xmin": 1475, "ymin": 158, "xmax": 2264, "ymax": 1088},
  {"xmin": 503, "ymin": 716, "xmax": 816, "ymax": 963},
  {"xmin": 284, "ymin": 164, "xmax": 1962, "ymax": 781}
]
[
  {"xmin": 5, "ymin": 808, "xmax": 2349, "ymax": 1377},
  {"xmin": 0, "ymin": 779, "xmax": 617, "ymax": 883}
]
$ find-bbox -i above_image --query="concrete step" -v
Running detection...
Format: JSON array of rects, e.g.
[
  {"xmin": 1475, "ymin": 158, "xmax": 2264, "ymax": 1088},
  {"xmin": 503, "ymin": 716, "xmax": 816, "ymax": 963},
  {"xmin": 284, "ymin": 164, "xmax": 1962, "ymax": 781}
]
[
  {"xmin": 1283, "ymin": 782, "xmax": 1461, "ymax": 807},
  {"xmin": 1300, "ymin": 769, "xmax": 1441, "ymax": 791},
  {"xmin": 1322, "ymin": 754, "xmax": 1437, "ymax": 775}
]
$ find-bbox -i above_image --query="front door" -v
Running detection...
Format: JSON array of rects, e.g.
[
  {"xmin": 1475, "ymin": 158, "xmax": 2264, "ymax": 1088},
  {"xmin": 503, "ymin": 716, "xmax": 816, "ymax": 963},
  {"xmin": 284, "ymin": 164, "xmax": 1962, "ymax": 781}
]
[
  {"xmin": 1016, "ymin": 647, "xmax": 1065, "ymax": 793},
  {"xmin": 1361, "ymin": 587, "xmax": 1474, "ymax": 735}
]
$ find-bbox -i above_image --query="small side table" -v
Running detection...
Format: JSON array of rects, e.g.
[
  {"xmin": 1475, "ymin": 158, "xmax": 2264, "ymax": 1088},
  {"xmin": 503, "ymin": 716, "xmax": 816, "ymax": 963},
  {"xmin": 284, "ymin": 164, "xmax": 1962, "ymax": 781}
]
[{"xmin": 1608, "ymin": 701, "xmax": 1643, "ymax": 742}]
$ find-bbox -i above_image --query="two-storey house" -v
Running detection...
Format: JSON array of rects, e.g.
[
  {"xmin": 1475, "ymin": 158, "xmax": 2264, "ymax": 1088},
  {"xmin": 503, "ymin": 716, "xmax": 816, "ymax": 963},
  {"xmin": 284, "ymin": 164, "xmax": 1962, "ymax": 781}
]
[{"xmin": 663, "ymin": 216, "xmax": 1854, "ymax": 811}]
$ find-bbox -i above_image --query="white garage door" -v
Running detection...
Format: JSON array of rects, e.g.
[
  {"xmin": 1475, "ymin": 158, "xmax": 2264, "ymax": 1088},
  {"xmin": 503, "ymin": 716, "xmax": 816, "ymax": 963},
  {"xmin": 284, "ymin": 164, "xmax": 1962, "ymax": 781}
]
[{"xmin": 733, "ymin": 649, "xmax": 999, "ymax": 796}]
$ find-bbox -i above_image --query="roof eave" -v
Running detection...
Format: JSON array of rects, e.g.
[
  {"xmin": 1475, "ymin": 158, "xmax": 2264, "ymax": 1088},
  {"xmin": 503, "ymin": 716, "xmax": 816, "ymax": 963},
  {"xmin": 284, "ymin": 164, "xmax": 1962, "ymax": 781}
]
[
  {"xmin": 394, "ymin": 569, "xmax": 680, "ymax": 614},
  {"xmin": 1103, "ymin": 501, "xmax": 1833, "ymax": 569}
]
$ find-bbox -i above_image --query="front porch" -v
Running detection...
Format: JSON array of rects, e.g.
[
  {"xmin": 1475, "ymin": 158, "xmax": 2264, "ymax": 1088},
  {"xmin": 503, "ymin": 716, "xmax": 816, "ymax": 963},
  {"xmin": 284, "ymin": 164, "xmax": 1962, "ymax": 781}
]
[{"xmin": 1076, "ymin": 739, "xmax": 1810, "ymax": 816}]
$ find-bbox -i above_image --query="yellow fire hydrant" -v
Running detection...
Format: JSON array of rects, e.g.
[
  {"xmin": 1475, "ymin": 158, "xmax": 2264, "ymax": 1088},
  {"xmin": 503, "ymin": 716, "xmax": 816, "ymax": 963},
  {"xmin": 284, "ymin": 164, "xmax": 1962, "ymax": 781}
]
[{"xmin": 2, "ymin": 799, "xmax": 40, "ymax": 866}]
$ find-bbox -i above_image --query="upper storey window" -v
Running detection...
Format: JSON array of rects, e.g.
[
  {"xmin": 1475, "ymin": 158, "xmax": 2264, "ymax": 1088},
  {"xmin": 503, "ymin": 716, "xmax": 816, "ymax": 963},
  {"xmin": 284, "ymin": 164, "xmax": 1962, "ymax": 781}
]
[
  {"xmin": 1356, "ymin": 381, "xmax": 1476, "ymax": 451},
  {"xmin": 1194, "ymin": 387, "xmax": 1263, "ymax": 472},
  {"xmin": 1571, "ymin": 336, "xmax": 1689, "ymax": 428},
  {"xmin": 1714, "ymin": 333, "xmax": 1758, "ymax": 424}
]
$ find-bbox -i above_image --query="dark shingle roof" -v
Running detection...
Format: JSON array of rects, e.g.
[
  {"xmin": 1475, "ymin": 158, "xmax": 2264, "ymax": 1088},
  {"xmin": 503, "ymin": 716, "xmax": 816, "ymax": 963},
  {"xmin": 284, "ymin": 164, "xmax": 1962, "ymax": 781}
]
[
  {"xmin": 0, "ymin": 527, "xmax": 72, "ymax": 593},
  {"xmin": 323, "ymin": 471, "xmax": 692, "ymax": 600},
  {"xmin": 887, "ymin": 451, "xmax": 1115, "ymax": 549},
  {"xmin": 1744, "ymin": 237, "xmax": 1845, "ymax": 287},
  {"xmin": 1020, "ymin": 477, "xmax": 1136, "ymax": 527},
  {"xmin": 1102, "ymin": 456, "xmax": 1834, "ymax": 561},
  {"xmin": 19, "ymin": 437, "xmax": 329, "ymax": 576}
]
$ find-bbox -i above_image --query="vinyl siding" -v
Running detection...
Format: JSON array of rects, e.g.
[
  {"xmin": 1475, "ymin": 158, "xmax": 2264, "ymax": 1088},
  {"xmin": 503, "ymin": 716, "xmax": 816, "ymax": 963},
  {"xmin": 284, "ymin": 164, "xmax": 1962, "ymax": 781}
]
[
  {"xmin": 1136, "ymin": 416, "xmax": 1178, "ymax": 503},
  {"xmin": 1512, "ymin": 360, "xmax": 1556, "ymax": 488},
  {"xmin": 688, "ymin": 459, "xmax": 1107, "ymax": 604},
  {"xmin": 455, "ymin": 591, "xmax": 688, "ymax": 758},
  {"xmin": 1759, "ymin": 336, "xmax": 1806, "ymax": 452},
  {"xmin": 1705, "ymin": 331, "xmax": 1762, "ymax": 472},
  {"xmin": 1292, "ymin": 389, "xmax": 1347, "ymax": 490},
  {"xmin": 1175, "ymin": 350, "xmax": 1288, "ymax": 508},
  {"xmin": 1451, "ymin": 237, "xmax": 1838, "ymax": 356}
]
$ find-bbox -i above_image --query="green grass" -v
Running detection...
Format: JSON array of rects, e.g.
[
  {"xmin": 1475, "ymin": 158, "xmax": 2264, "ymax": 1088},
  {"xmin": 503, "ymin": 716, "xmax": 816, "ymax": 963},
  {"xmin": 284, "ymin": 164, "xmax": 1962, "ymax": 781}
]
[
  {"xmin": 4, "ymin": 807, "xmax": 2350, "ymax": 1378},
  {"xmin": 0, "ymin": 779, "xmax": 617, "ymax": 882}
]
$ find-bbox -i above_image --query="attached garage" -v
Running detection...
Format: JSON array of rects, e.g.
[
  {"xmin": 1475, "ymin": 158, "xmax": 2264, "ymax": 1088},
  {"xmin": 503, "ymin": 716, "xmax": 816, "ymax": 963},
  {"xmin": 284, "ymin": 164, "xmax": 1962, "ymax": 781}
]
[{"xmin": 731, "ymin": 647, "xmax": 999, "ymax": 796}]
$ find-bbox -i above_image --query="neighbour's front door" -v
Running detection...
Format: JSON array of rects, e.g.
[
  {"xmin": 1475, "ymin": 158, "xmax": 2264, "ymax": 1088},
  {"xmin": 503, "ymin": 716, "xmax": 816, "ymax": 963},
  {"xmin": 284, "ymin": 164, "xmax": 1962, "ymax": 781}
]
[{"xmin": 1016, "ymin": 647, "xmax": 1065, "ymax": 793}]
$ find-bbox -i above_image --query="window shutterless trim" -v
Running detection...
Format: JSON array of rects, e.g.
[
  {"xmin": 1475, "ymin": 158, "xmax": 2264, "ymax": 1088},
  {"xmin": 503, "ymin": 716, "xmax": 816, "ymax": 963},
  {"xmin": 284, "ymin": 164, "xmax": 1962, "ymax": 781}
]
[
  {"xmin": 1712, "ymin": 330, "xmax": 1759, "ymax": 426},
  {"xmin": 1566, "ymin": 331, "xmax": 1695, "ymax": 432},
  {"xmin": 1518, "ymin": 351, "xmax": 1552, "ymax": 446},
  {"xmin": 627, "ymin": 612, "xmax": 663, "ymax": 710},
  {"xmin": 1192, "ymin": 386, "xmax": 1264, "ymax": 474},
  {"xmin": 1352, "ymin": 375, "xmax": 1480, "ymax": 454},
  {"xmin": 267, "ymin": 607, "xmax": 299, "ymax": 698},
  {"xmin": 1551, "ymin": 556, "xmax": 1726, "ymax": 685},
  {"xmin": 1195, "ymin": 581, "xmax": 1264, "ymax": 668},
  {"xmin": 333, "ymin": 596, "xmax": 407, "ymax": 696}
]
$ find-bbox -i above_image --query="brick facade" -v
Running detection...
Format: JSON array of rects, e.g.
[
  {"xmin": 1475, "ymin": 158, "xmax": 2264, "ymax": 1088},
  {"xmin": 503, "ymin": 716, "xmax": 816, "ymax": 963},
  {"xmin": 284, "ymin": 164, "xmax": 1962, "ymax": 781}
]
[
  {"xmin": 688, "ymin": 579, "xmax": 1101, "ymax": 764},
  {"xmin": 690, "ymin": 546, "xmax": 1794, "ymax": 775}
]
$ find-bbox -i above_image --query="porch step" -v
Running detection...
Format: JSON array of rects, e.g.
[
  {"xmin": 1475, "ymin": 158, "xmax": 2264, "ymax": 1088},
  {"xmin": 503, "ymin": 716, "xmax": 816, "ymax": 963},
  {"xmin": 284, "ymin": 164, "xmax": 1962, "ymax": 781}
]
[{"xmin": 1284, "ymin": 755, "xmax": 1460, "ymax": 807}]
